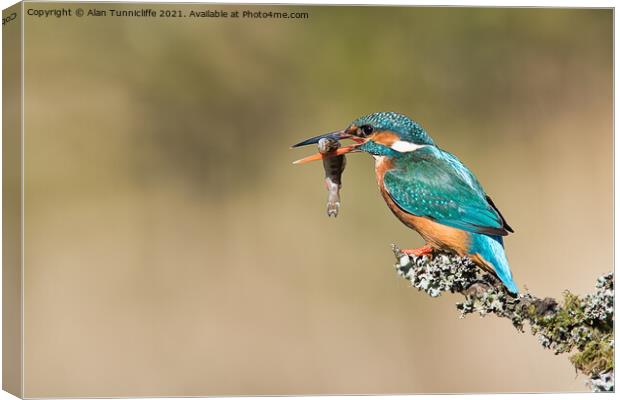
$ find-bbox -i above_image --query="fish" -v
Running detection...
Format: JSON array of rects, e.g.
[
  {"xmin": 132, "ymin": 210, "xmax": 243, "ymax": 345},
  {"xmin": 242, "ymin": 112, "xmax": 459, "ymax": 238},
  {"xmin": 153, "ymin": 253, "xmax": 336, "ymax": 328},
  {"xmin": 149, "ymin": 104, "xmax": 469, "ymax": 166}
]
[{"xmin": 318, "ymin": 137, "xmax": 346, "ymax": 217}]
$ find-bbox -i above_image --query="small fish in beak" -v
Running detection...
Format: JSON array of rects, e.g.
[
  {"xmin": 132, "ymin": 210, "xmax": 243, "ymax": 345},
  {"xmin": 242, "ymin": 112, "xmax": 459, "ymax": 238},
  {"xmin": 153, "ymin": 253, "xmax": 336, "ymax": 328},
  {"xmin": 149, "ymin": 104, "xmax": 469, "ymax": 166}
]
[
  {"xmin": 318, "ymin": 138, "xmax": 346, "ymax": 217},
  {"xmin": 291, "ymin": 126, "xmax": 365, "ymax": 216}
]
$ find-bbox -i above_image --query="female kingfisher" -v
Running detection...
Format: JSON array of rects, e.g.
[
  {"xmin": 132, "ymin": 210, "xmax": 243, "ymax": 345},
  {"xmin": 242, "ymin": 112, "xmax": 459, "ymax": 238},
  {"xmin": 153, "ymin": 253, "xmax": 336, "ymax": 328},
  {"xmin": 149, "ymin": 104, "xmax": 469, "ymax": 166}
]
[{"xmin": 292, "ymin": 112, "xmax": 518, "ymax": 294}]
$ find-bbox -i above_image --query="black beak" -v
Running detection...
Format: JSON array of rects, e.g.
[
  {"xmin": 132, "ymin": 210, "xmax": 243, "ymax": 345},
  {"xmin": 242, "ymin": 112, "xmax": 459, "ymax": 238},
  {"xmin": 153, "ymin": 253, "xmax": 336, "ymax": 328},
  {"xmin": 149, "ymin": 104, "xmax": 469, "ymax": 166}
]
[{"xmin": 290, "ymin": 129, "xmax": 351, "ymax": 148}]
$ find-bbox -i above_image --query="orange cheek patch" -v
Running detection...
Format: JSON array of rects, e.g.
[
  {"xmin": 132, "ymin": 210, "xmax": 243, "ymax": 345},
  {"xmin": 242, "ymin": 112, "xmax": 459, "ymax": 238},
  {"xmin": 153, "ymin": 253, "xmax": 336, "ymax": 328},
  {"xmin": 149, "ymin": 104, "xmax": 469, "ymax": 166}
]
[
  {"xmin": 371, "ymin": 131, "xmax": 400, "ymax": 147},
  {"xmin": 374, "ymin": 156, "xmax": 394, "ymax": 182}
]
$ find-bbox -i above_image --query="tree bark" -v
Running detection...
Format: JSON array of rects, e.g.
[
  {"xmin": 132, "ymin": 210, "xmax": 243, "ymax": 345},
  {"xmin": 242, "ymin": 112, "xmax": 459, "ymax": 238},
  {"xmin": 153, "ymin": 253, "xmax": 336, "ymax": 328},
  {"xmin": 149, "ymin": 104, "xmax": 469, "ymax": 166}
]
[{"xmin": 392, "ymin": 245, "xmax": 614, "ymax": 392}]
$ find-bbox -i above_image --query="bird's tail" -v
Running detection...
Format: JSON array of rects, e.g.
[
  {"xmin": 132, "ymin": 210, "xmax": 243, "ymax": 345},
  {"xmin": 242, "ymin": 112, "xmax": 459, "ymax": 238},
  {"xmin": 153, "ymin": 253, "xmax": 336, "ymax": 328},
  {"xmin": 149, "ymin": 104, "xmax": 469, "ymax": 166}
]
[{"xmin": 470, "ymin": 234, "xmax": 519, "ymax": 294}]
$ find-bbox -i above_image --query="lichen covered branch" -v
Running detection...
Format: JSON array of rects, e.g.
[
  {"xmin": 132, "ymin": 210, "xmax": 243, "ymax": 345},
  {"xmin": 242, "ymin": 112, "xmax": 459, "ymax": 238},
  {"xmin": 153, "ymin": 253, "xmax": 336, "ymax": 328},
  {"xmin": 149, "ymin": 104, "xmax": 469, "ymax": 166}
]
[{"xmin": 392, "ymin": 245, "xmax": 614, "ymax": 392}]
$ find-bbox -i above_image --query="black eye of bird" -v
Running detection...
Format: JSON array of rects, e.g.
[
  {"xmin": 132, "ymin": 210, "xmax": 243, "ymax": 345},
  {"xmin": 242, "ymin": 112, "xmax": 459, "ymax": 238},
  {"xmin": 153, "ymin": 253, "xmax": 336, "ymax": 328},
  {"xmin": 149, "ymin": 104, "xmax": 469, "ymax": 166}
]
[{"xmin": 360, "ymin": 125, "xmax": 374, "ymax": 136}]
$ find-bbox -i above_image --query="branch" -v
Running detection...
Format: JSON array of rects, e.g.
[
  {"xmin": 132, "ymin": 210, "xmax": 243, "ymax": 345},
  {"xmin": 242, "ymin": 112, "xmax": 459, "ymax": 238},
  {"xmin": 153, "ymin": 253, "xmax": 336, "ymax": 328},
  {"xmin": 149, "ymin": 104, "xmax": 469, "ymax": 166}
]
[{"xmin": 391, "ymin": 245, "xmax": 614, "ymax": 392}]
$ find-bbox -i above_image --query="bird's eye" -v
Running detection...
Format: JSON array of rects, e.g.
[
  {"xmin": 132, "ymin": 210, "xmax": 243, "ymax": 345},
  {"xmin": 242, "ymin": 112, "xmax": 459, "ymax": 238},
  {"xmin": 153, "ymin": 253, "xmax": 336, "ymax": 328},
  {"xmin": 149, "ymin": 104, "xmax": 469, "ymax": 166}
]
[{"xmin": 359, "ymin": 125, "xmax": 374, "ymax": 137}]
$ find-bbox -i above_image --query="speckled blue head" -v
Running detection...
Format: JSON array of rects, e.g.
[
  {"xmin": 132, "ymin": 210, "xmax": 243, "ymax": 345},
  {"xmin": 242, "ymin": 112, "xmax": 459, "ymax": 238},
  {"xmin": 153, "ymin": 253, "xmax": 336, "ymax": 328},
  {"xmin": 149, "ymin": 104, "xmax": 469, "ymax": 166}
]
[
  {"xmin": 291, "ymin": 111, "xmax": 436, "ymax": 162},
  {"xmin": 352, "ymin": 112, "xmax": 435, "ymax": 146}
]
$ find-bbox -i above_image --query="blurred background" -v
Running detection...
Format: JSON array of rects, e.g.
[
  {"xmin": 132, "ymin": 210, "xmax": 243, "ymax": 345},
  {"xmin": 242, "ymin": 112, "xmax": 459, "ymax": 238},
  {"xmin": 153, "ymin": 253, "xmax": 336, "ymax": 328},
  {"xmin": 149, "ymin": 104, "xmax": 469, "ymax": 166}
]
[{"xmin": 22, "ymin": 4, "xmax": 612, "ymax": 397}]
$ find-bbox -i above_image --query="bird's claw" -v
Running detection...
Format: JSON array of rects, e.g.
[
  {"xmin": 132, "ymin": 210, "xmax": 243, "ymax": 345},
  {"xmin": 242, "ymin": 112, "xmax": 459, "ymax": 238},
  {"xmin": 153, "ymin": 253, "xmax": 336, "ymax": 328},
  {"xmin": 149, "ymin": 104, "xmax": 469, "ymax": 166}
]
[{"xmin": 402, "ymin": 244, "xmax": 434, "ymax": 258}]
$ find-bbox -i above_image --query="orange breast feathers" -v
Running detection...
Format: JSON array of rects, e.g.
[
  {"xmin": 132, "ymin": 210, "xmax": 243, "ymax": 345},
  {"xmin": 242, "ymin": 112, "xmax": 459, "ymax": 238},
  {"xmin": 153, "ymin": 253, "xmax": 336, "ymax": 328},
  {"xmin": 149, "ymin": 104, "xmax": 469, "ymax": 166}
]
[{"xmin": 374, "ymin": 156, "xmax": 471, "ymax": 255}]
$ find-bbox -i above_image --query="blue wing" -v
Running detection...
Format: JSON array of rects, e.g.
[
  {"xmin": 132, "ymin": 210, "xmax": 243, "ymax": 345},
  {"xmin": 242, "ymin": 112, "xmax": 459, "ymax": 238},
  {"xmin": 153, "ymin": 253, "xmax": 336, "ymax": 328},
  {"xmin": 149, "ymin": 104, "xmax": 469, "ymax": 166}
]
[{"xmin": 383, "ymin": 147, "xmax": 512, "ymax": 236}]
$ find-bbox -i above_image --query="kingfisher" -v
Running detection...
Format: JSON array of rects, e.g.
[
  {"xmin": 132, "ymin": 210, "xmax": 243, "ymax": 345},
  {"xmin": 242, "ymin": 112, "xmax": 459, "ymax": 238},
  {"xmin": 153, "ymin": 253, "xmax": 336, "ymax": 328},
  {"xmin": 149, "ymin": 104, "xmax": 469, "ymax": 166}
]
[{"xmin": 292, "ymin": 112, "xmax": 518, "ymax": 294}]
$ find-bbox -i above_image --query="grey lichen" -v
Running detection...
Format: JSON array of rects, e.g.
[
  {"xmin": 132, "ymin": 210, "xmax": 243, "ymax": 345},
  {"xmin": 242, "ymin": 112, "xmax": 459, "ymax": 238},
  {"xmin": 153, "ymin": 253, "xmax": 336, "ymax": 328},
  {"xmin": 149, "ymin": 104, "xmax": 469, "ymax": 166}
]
[
  {"xmin": 590, "ymin": 370, "xmax": 614, "ymax": 392},
  {"xmin": 392, "ymin": 245, "xmax": 614, "ymax": 392},
  {"xmin": 395, "ymin": 249, "xmax": 478, "ymax": 297}
]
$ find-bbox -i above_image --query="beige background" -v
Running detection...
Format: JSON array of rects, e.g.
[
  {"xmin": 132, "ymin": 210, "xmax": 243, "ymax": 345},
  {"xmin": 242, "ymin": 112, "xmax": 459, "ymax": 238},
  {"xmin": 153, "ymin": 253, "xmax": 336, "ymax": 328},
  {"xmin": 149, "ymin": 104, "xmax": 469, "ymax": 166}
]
[
  {"xmin": 3, "ymin": 2, "xmax": 23, "ymax": 397},
  {"xmin": 21, "ymin": 4, "xmax": 612, "ymax": 397}
]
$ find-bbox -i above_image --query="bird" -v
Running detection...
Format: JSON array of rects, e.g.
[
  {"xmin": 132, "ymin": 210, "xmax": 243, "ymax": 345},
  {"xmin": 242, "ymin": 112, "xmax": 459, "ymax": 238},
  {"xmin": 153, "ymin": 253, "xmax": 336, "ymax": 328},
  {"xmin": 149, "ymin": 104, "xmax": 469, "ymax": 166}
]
[{"xmin": 292, "ymin": 111, "xmax": 518, "ymax": 294}]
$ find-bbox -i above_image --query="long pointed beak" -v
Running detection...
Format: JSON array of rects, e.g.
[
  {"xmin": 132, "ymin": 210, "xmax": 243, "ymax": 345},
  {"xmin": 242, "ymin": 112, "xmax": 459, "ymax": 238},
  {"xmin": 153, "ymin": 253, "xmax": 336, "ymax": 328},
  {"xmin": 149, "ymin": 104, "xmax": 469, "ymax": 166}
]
[
  {"xmin": 291, "ymin": 127, "xmax": 366, "ymax": 164},
  {"xmin": 290, "ymin": 129, "xmax": 351, "ymax": 148},
  {"xmin": 292, "ymin": 144, "xmax": 361, "ymax": 165}
]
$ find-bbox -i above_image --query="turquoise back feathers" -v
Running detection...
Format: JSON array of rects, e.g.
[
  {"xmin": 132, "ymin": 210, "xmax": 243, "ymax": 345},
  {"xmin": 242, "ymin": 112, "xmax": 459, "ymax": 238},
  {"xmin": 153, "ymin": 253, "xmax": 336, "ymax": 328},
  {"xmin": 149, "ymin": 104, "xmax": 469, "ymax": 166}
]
[{"xmin": 384, "ymin": 146, "xmax": 511, "ymax": 237}]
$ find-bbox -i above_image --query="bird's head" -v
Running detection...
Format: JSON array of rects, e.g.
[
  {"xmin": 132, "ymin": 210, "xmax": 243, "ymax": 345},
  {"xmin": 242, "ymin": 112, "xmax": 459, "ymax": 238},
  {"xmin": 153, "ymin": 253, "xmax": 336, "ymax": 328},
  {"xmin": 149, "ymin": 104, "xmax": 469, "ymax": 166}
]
[{"xmin": 292, "ymin": 112, "xmax": 435, "ymax": 163}]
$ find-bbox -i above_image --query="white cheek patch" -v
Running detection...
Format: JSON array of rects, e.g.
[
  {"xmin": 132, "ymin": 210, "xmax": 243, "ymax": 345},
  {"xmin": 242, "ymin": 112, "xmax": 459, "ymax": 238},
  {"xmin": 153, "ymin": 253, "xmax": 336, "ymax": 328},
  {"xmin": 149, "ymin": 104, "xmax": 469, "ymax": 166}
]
[{"xmin": 390, "ymin": 140, "xmax": 427, "ymax": 152}]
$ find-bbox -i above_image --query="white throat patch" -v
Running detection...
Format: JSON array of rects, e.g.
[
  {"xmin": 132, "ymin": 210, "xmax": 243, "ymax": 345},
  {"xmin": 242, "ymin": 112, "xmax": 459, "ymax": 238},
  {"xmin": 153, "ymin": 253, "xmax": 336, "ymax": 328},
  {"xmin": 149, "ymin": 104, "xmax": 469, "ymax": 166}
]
[{"xmin": 390, "ymin": 140, "xmax": 427, "ymax": 153}]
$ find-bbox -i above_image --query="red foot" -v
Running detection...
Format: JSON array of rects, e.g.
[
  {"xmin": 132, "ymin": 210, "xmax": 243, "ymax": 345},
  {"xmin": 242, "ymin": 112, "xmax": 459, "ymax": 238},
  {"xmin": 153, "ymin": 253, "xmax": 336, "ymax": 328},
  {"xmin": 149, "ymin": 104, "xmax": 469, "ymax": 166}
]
[{"xmin": 402, "ymin": 244, "xmax": 434, "ymax": 258}]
